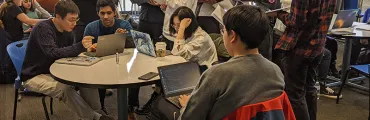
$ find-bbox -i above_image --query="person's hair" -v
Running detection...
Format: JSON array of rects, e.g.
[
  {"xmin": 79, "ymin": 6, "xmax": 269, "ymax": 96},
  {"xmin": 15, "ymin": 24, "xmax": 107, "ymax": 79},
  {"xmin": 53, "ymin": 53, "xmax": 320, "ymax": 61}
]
[
  {"xmin": 54, "ymin": 0, "xmax": 79, "ymax": 19},
  {"xmin": 169, "ymin": 6, "xmax": 199, "ymax": 40},
  {"xmin": 223, "ymin": 5, "xmax": 270, "ymax": 49},
  {"xmin": 21, "ymin": 0, "xmax": 35, "ymax": 13},
  {"xmin": 0, "ymin": 0, "xmax": 15, "ymax": 19},
  {"xmin": 96, "ymin": 0, "xmax": 117, "ymax": 13}
]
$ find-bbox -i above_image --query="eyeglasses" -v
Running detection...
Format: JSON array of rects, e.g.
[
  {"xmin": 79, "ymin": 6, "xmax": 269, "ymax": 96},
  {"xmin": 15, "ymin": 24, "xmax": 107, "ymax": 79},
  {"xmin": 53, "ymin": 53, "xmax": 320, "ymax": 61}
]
[{"xmin": 64, "ymin": 18, "xmax": 80, "ymax": 24}]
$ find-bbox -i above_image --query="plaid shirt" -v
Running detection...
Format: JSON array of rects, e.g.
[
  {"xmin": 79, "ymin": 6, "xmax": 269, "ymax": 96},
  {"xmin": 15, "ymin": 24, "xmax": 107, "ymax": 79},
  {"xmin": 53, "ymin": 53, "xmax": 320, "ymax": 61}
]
[{"xmin": 275, "ymin": 0, "xmax": 337, "ymax": 58}]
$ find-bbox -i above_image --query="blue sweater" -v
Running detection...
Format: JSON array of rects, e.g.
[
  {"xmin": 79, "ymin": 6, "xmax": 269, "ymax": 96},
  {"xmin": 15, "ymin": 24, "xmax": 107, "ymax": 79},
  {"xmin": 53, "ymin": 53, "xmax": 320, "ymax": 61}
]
[{"xmin": 84, "ymin": 18, "xmax": 133, "ymax": 43}]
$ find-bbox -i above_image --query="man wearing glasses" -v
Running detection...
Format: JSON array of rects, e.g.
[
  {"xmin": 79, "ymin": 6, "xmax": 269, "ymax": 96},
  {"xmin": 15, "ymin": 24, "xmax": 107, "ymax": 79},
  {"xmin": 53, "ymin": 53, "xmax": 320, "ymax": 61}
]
[{"xmin": 21, "ymin": 0, "xmax": 114, "ymax": 120}]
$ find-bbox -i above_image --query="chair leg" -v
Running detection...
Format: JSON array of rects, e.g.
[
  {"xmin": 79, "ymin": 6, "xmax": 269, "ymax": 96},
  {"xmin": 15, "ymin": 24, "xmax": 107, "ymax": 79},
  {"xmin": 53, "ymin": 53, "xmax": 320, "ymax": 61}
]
[
  {"xmin": 42, "ymin": 96, "xmax": 50, "ymax": 120},
  {"xmin": 337, "ymin": 69, "xmax": 351, "ymax": 104},
  {"xmin": 13, "ymin": 89, "xmax": 19, "ymax": 120},
  {"xmin": 50, "ymin": 97, "xmax": 53, "ymax": 115}
]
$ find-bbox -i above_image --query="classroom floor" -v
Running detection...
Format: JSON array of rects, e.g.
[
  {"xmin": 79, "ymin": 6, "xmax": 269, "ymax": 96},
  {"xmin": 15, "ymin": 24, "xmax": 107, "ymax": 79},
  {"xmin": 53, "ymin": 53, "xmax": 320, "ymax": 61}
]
[{"xmin": 0, "ymin": 40, "xmax": 369, "ymax": 120}]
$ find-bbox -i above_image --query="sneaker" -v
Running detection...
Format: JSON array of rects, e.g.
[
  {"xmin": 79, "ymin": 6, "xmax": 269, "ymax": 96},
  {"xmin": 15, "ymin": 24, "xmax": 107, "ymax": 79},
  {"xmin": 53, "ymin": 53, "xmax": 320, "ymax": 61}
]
[
  {"xmin": 135, "ymin": 92, "xmax": 158, "ymax": 115},
  {"xmin": 105, "ymin": 89, "xmax": 113, "ymax": 96},
  {"xmin": 99, "ymin": 115, "xmax": 115, "ymax": 120},
  {"xmin": 319, "ymin": 87, "xmax": 343, "ymax": 99}
]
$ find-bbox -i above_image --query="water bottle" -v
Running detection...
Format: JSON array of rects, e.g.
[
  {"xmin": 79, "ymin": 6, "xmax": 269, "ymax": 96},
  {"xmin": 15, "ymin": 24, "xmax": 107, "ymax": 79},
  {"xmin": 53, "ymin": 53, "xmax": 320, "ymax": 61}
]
[{"xmin": 315, "ymin": 82, "xmax": 320, "ymax": 100}]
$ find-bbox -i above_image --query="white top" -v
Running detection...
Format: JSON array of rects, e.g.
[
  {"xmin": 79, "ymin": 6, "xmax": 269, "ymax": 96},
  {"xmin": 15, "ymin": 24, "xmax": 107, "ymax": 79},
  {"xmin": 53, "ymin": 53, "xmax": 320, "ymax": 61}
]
[
  {"xmin": 50, "ymin": 49, "xmax": 186, "ymax": 88},
  {"xmin": 171, "ymin": 27, "xmax": 218, "ymax": 67},
  {"xmin": 162, "ymin": 0, "xmax": 198, "ymax": 41}
]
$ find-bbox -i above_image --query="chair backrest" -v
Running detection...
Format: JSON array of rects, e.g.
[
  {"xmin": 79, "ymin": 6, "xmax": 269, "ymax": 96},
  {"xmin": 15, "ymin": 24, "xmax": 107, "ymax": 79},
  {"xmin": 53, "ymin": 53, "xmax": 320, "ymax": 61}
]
[
  {"xmin": 6, "ymin": 40, "xmax": 28, "ymax": 76},
  {"xmin": 223, "ymin": 92, "xmax": 296, "ymax": 120},
  {"xmin": 363, "ymin": 8, "xmax": 370, "ymax": 23}
]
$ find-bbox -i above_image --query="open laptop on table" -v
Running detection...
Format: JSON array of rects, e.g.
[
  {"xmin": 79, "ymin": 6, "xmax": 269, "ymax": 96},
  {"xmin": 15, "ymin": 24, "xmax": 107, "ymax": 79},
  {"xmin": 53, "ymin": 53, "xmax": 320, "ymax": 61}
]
[
  {"xmin": 130, "ymin": 30, "xmax": 157, "ymax": 57},
  {"xmin": 84, "ymin": 33, "xmax": 127, "ymax": 57},
  {"xmin": 158, "ymin": 62, "xmax": 201, "ymax": 108},
  {"xmin": 329, "ymin": 9, "xmax": 358, "ymax": 35}
]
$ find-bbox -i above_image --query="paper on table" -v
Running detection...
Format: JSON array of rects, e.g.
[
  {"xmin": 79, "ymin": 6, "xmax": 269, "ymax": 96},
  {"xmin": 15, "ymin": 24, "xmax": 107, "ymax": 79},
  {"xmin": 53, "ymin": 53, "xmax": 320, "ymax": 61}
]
[
  {"xmin": 356, "ymin": 24, "xmax": 370, "ymax": 31},
  {"xmin": 265, "ymin": 7, "xmax": 290, "ymax": 13},
  {"xmin": 212, "ymin": 0, "xmax": 233, "ymax": 10},
  {"xmin": 154, "ymin": 0, "xmax": 165, "ymax": 4},
  {"xmin": 211, "ymin": 5, "xmax": 227, "ymax": 25}
]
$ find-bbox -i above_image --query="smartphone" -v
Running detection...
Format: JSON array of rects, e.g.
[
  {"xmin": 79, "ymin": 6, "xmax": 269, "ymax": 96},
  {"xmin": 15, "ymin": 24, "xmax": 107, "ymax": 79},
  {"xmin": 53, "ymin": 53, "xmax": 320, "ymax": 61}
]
[{"xmin": 138, "ymin": 72, "xmax": 159, "ymax": 80}]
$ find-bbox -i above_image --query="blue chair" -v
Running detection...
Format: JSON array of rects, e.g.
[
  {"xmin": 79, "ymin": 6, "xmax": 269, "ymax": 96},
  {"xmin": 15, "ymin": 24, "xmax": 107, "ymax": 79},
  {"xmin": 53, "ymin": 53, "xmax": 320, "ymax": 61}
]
[
  {"xmin": 336, "ymin": 64, "xmax": 369, "ymax": 104},
  {"xmin": 363, "ymin": 8, "xmax": 370, "ymax": 23},
  {"xmin": 7, "ymin": 40, "xmax": 53, "ymax": 120}
]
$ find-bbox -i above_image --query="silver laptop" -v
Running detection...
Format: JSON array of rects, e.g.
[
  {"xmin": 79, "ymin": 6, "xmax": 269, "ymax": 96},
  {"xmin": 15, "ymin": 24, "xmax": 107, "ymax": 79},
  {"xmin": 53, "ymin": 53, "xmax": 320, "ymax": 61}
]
[
  {"xmin": 158, "ymin": 62, "xmax": 201, "ymax": 108},
  {"xmin": 84, "ymin": 33, "xmax": 127, "ymax": 57},
  {"xmin": 329, "ymin": 9, "xmax": 358, "ymax": 35}
]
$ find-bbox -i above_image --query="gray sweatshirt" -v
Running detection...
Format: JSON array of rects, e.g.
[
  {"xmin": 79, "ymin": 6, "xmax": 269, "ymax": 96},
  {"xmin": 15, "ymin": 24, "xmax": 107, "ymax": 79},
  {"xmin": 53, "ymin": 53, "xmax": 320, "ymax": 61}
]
[{"xmin": 179, "ymin": 54, "xmax": 285, "ymax": 120}]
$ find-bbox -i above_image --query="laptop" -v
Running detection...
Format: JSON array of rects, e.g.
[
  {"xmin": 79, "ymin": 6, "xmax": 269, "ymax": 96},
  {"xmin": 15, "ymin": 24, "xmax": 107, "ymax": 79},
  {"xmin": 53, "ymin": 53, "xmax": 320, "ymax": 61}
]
[
  {"xmin": 84, "ymin": 33, "xmax": 127, "ymax": 57},
  {"xmin": 158, "ymin": 62, "xmax": 201, "ymax": 108},
  {"xmin": 130, "ymin": 30, "xmax": 156, "ymax": 57},
  {"xmin": 329, "ymin": 9, "xmax": 358, "ymax": 35}
]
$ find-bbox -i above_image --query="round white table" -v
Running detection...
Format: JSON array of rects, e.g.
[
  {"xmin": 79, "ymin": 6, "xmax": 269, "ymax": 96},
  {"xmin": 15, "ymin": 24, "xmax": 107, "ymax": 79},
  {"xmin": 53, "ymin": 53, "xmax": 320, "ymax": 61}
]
[{"xmin": 50, "ymin": 48, "xmax": 186, "ymax": 120}]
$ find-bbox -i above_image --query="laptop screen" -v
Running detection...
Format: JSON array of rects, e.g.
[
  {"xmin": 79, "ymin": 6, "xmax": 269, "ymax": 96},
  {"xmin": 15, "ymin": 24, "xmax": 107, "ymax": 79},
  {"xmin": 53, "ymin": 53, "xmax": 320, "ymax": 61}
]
[
  {"xmin": 331, "ymin": 9, "xmax": 358, "ymax": 29},
  {"xmin": 158, "ymin": 62, "xmax": 201, "ymax": 97}
]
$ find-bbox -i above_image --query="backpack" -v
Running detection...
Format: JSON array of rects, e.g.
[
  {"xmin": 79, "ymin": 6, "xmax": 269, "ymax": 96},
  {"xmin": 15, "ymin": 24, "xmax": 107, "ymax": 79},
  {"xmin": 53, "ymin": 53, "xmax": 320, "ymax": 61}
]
[{"xmin": 356, "ymin": 48, "xmax": 370, "ymax": 65}]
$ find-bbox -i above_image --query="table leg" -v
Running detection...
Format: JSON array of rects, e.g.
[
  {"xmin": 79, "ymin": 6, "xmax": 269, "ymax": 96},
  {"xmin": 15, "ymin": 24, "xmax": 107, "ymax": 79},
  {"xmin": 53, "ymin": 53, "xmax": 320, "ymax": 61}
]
[
  {"xmin": 340, "ymin": 38, "xmax": 352, "ymax": 85},
  {"xmin": 117, "ymin": 88, "xmax": 128, "ymax": 120}
]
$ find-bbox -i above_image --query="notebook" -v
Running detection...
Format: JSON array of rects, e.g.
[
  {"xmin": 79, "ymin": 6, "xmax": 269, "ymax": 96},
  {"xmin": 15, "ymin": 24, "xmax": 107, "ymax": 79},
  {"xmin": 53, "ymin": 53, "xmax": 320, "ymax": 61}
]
[{"xmin": 55, "ymin": 56, "xmax": 102, "ymax": 66}]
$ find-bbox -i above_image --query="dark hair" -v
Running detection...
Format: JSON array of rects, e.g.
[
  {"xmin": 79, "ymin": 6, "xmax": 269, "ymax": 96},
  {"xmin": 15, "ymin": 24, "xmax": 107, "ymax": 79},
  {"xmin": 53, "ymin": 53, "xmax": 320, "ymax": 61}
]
[
  {"xmin": 223, "ymin": 5, "xmax": 270, "ymax": 49},
  {"xmin": 54, "ymin": 0, "xmax": 79, "ymax": 19},
  {"xmin": 169, "ymin": 6, "xmax": 199, "ymax": 40},
  {"xmin": 21, "ymin": 0, "xmax": 35, "ymax": 13},
  {"xmin": 0, "ymin": 0, "xmax": 15, "ymax": 19},
  {"xmin": 96, "ymin": 0, "xmax": 116, "ymax": 13}
]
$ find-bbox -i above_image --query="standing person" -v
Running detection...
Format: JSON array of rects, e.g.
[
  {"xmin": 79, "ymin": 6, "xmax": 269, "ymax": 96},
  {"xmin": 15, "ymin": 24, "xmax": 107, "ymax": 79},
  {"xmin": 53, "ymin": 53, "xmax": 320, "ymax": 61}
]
[
  {"xmin": 270, "ymin": 0, "xmax": 337, "ymax": 120},
  {"xmin": 20, "ymin": 0, "xmax": 114, "ymax": 119},
  {"xmin": 129, "ymin": 0, "xmax": 165, "ymax": 116},
  {"xmin": 177, "ymin": 5, "xmax": 284, "ymax": 119},
  {"xmin": 73, "ymin": 0, "xmax": 99, "ymax": 42}
]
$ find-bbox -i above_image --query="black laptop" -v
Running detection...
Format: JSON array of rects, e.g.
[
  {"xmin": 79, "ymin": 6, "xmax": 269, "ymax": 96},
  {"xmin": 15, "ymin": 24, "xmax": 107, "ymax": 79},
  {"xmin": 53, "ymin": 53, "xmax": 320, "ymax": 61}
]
[{"xmin": 158, "ymin": 62, "xmax": 201, "ymax": 108}]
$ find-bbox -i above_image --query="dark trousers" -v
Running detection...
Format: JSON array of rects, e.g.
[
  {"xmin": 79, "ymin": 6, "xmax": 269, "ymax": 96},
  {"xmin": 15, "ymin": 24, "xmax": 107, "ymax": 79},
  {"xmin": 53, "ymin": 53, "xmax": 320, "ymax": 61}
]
[
  {"xmin": 197, "ymin": 16, "xmax": 220, "ymax": 34},
  {"xmin": 128, "ymin": 20, "xmax": 163, "ymax": 107},
  {"xmin": 73, "ymin": 25, "xmax": 86, "ymax": 43},
  {"xmin": 318, "ymin": 49, "xmax": 331, "ymax": 86},
  {"xmin": 283, "ymin": 52, "xmax": 322, "ymax": 120},
  {"xmin": 325, "ymin": 37, "xmax": 337, "ymax": 68}
]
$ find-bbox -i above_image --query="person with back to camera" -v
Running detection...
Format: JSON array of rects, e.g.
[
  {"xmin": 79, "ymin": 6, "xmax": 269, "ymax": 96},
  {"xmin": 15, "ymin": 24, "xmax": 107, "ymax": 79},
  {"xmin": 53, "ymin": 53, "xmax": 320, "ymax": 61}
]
[{"xmin": 177, "ymin": 5, "xmax": 285, "ymax": 119}]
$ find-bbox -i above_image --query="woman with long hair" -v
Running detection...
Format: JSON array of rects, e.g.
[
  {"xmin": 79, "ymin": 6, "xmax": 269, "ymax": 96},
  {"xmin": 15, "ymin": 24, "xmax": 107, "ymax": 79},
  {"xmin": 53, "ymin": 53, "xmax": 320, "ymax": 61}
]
[{"xmin": 0, "ymin": 0, "xmax": 44, "ymax": 41}]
